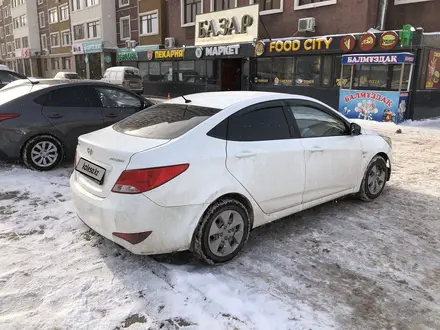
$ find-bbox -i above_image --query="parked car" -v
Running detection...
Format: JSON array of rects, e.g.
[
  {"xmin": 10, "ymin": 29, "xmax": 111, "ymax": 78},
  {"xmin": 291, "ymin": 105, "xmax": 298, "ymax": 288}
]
[
  {"xmin": 0, "ymin": 69, "xmax": 26, "ymax": 89},
  {"xmin": 0, "ymin": 79, "xmax": 154, "ymax": 170},
  {"xmin": 70, "ymin": 91, "xmax": 393, "ymax": 264},
  {"xmin": 101, "ymin": 66, "xmax": 143, "ymax": 94},
  {"xmin": 54, "ymin": 72, "xmax": 81, "ymax": 79}
]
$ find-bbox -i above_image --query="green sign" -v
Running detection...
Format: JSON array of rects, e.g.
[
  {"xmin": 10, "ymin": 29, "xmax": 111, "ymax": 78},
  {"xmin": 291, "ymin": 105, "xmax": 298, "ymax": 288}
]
[
  {"xmin": 399, "ymin": 24, "xmax": 415, "ymax": 47},
  {"xmin": 117, "ymin": 48, "xmax": 138, "ymax": 61},
  {"xmin": 83, "ymin": 41, "xmax": 103, "ymax": 54},
  {"xmin": 104, "ymin": 55, "xmax": 112, "ymax": 63}
]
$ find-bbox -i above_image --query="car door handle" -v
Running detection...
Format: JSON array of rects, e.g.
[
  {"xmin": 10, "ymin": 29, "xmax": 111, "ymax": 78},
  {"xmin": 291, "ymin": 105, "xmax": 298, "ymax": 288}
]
[
  {"xmin": 105, "ymin": 113, "xmax": 117, "ymax": 118},
  {"xmin": 310, "ymin": 146, "xmax": 324, "ymax": 153},
  {"xmin": 235, "ymin": 152, "xmax": 256, "ymax": 159},
  {"xmin": 48, "ymin": 113, "xmax": 62, "ymax": 119}
]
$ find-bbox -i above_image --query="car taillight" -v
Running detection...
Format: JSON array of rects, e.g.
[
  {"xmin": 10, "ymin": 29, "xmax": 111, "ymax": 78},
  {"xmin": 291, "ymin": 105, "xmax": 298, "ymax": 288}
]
[
  {"xmin": 112, "ymin": 164, "xmax": 189, "ymax": 194},
  {"xmin": 0, "ymin": 114, "xmax": 20, "ymax": 122}
]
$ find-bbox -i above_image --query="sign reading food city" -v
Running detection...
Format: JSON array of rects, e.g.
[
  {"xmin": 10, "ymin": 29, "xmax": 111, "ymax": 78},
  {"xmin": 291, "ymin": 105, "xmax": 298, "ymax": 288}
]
[
  {"xmin": 195, "ymin": 5, "xmax": 259, "ymax": 46},
  {"xmin": 269, "ymin": 37, "xmax": 334, "ymax": 53}
]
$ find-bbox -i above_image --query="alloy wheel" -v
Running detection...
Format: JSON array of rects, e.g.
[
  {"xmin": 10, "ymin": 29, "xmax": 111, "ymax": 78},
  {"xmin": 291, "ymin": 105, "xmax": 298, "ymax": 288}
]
[
  {"xmin": 31, "ymin": 141, "xmax": 59, "ymax": 167},
  {"xmin": 367, "ymin": 164, "xmax": 386, "ymax": 195},
  {"xmin": 208, "ymin": 210, "xmax": 245, "ymax": 257}
]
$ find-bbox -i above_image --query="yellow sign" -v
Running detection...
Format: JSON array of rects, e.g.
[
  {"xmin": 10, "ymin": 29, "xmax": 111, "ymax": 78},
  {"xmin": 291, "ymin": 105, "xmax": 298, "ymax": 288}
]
[
  {"xmin": 269, "ymin": 37, "xmax": 333, "ymax": 53},
  {"xmin": 154, "ymin": 49, "xmax": 185, "ymax": 59}
]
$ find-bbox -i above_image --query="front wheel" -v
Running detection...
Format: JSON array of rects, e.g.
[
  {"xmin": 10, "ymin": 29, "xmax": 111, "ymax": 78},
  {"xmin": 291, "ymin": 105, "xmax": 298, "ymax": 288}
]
[
  {"xmin": 193, "ymin": 199, "xmax": 251, "ymax": 265},
  {"xmin": 22, "ymin": 135, "xmax": 64, "ymax": 171},
  {"xmin": 357, "ymin": 155, "xmax": 388, "ymax": 201}
]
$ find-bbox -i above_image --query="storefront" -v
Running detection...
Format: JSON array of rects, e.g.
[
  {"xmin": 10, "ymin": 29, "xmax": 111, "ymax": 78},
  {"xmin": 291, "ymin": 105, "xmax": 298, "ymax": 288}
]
[
  {"xmin": 72, "ymin": 41, "xmax": 116, "ymax": 79},
  {"xmin": 250, "ymin": 29, "xmax": 440, "ymax": 120}
]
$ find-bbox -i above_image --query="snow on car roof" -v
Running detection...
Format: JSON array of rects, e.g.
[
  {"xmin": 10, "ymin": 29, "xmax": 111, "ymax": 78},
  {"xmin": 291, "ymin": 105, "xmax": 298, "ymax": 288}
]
[{"xmin": 166, "ymin": 91, "xmax": 316, "ymax": 109}]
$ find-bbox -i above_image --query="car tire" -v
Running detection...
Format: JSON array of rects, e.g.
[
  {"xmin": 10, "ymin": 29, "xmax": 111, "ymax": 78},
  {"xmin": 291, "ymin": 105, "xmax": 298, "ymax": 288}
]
[
  {"xmin": 357, "ymin": 155, "xmax": 388, "ymax": 202},
  {"xmin": 193, "ymin": 199, "xmax": 251, "ymax": 265},
  {"xmin": 22, "ymin": 135, "xmax": 64, "ymax": 171}
]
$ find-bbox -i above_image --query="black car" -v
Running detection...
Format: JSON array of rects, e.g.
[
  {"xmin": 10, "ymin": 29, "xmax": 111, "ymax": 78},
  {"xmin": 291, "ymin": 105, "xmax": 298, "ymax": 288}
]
[
  {"xmin": 0, "ymin": 79, "xmax": 154, "ymax": 171},
  {"xmin": 0, "ymin": 69, "xmax": 26, "ymax": 89}
]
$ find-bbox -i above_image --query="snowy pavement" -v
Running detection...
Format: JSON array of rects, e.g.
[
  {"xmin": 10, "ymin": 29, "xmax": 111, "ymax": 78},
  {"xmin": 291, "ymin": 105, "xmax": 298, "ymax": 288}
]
[{"xmin": 1, "ymin": 121, "xmax": 440, "ymax": 330}]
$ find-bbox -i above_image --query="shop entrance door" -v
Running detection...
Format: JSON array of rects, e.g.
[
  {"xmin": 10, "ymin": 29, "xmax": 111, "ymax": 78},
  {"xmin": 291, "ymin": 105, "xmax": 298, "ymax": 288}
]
[
  {"xmin": 89, "ymin": 53, "xmax": 102, "ymax": 80},
  {"xmin": 221, "ymin": 58, "xmax": 241, "ymax": 91}
]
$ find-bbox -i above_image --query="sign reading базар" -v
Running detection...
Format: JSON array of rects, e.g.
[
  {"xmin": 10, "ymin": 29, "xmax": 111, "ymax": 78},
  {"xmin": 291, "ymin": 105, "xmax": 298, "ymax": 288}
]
[{"xmin": 195, "ymin": 5, "xmax": 259, "ymax": 46}]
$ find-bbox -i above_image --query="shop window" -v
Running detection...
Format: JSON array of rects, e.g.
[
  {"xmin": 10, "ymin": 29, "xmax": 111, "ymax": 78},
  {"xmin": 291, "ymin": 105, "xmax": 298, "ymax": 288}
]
[
  {"xmin": 254, "ymin": 58, "xmax": 272, "ymax": 85},
  {"xmin": 149, "ymin": 62, "xmax": 161, "ymax": 81},
  {"xmin": 182, "ymin": 0, "xmax": 202, "ymax": 25},
  {"xmin": 177, "ymin": 61, "xmax": 205, "ymax": 83},
  {"xmin": 212, "ymin": 0, "xmax": 236, "ymax": 11},
  {"xmin": 272, "ymin": 58, "xmax": 294, "ymax": 86},
  {"xmin": 321, "ymin": 56, "xmax": 332, "ymax": 87},
  {"xmin": 334, "ymin": 56, "xmax": 350, "ymax": 88},
  {"xmin": 296, "ymin": 56, "xmax": 321, "ymax": 86},
  {"xmin": 160, "ymin": 62, "xmax": 174, "ymax": 82},
  {"xmin": 254, "ymin": 0, "xmax": 282, "ymax": 14},
  {"xmin": 353, "ymin": 64, "xmax": 388, "ymax": 89},
  {"xmin": 206, "ymin": 60, "xmax": 220, "ymax": 86},
  {"xmin": 391, "ymin": 65, "xmax": 411, "ymax": 91}
]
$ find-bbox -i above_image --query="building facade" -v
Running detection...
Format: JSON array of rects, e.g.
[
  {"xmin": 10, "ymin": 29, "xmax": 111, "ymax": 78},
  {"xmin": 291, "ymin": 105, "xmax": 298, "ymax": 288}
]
[{"xmin": 70, "ymin": 0, "xmax": 117, "ymax": 79}]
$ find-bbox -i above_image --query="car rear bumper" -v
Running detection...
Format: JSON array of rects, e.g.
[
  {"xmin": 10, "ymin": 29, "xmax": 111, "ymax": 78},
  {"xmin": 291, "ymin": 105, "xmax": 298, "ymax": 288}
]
[{"xmin": 70, "ymin": 173, "xmax": 204, "ymax": 255}]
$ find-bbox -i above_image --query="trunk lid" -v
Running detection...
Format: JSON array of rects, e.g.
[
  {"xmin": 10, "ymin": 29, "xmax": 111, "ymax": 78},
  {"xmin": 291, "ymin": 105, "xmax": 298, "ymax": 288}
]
[{"xmin": 73, "ymin": 126, "xmax": 169, "ymax": 198}]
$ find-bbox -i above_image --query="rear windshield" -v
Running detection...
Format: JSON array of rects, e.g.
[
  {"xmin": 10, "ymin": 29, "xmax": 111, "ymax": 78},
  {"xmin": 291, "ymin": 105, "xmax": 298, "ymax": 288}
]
[
  {"xmin": 65, "ymin": 74, "xmax": 80, "ymax": 79},
  {"xmin": 124, "ymin": 70, "xmax": 141, "ymax": 78},
  {"xmin": 113, "ymin": 103, "xmax": 221, "ymax": 139}
]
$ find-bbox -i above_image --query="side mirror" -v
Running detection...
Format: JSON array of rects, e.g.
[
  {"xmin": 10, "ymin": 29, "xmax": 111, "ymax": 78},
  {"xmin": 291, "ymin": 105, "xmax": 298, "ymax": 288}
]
[{"xmin": 350, "ymin": 123, "xmax": 361, "ymax": 136}]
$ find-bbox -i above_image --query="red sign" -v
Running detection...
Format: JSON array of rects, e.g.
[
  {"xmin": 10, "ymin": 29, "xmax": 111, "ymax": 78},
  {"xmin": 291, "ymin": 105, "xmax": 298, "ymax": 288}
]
[
  {"xmin": 380, "ymin": 31, "xmax": 398, "ymax": 50},
  {"xmin": 359, "ymin": 33, "xmax": 376, "ymax": 51},
  {"xmin": 147, "ymin": 51, "xmax": 154, "ymax": 60},
  {"xmin": 340, "ymin": 35, "xmax": 356, "ymax": 52}
]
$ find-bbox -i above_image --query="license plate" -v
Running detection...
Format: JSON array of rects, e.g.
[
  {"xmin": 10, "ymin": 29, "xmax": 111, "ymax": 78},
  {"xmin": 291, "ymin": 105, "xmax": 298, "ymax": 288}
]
[
  {"xmin": 75, "ymin": 158, "xmax": 106, "ymax": 184},
  {"xmin": 130, "ymin": 83, "xmax": 138, "ymax": 87}
]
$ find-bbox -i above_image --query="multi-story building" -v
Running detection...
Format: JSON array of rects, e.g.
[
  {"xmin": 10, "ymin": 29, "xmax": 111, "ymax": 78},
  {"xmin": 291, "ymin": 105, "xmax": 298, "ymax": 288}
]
[
  {"xmin": 0, "ymin": 0, "xmax": 14, "ymax": 69},
  {"xmin": 70, "ymin": 0, "xmax": 117, "ymax": 79},
  {"xmin": 37, "ymin": 0, "xmax": 73, "ymax": 78}
]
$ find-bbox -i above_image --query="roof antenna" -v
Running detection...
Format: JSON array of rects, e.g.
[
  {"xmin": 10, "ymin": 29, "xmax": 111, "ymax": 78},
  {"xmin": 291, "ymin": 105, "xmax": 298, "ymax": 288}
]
[{"xmin": 181, "ymin": 95, "xmax": 191, "ymax": 104}]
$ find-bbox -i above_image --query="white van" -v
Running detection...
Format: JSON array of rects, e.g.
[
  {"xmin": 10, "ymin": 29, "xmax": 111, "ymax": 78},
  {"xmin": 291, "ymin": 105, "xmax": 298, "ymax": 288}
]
[{"xmin": 101, "ymin": 66, "xmax": 143, "ymax": 94}]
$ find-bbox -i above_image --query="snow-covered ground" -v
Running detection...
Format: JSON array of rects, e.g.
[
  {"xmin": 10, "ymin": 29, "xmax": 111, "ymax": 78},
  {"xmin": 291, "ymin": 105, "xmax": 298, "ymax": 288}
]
[{"xmin": 1, "ymin": 121, "xmax": 440, "ymax": 330}]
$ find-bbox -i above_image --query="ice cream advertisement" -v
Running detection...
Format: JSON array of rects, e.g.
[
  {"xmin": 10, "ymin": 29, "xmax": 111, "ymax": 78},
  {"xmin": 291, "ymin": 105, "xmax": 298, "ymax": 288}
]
[
  {"xmin": 339, "ymin": 90, "xmax": 407, "ymax": 123},
  {"xmin": 425, "ymin": 49, "xmax": 440, "ymax": 89}
]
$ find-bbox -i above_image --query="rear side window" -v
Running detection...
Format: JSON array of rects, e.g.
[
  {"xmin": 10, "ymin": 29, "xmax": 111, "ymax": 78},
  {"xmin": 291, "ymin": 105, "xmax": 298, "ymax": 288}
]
[
  {"xmin": 44, "ymin": 86, "xmax": 100, "ymax": 107},
  {"xmin": 113, "ymin": 103, "xmax": 221, "ymax": 139},
  {"xmin": 228, "ymin": 106, "xmax": 291, "ymax": 141}
]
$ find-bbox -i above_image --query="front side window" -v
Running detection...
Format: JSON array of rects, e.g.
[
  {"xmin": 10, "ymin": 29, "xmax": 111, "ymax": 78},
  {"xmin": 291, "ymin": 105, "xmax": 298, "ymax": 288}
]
[
  {"xmin": 228, "ymin": 105, "xmax": 291, "ymax": 141},
  {"xmin": 183, "ymin": 0, "xmax": 202, "ymax": 24},
  {"xmin": 114, "ymin": 103, "xmax": 221, "ymax": 139},
  {"xmin": 95, "ymin": 87, "xmax": 141, "ymax": 109},
  {"xmin": 73, "ymin": 24, "xmax": 85, "ymax": 40},
  {"xmin": 120, "ymin": 17, "xmax": 130, "ymax": 40},
  {"xmin": 289, "ymin": 104, "xmax": 347, "ymax": 138},
  {"xmin": 140, "ymin": 11, "xmax": 158, "ymax": 35},
  {"xmin": 213, "ymin": 0, "xmax": 236, "ymax": 11},
  {"xmin": 87, "ymin": 20, "xmax": 101, "ymax": 39}
]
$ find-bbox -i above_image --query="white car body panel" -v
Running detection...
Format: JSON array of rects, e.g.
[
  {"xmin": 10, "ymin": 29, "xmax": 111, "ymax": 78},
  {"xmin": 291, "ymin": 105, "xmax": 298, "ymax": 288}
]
[{"xmin": 70, "ymin": 91, "xmax": 393, "ymax": 255}]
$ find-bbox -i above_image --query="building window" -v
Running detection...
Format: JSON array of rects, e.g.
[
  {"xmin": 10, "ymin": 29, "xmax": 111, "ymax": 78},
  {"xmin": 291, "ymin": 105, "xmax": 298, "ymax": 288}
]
[
  {"xmin": 255, "ymin": 0, "xmax": 283, "ymax": 13},
  {"xmin": 43, "ymin": 59, "xmax": 48, "ymax": 71},
  {"xmin": 0, "ymin": 27, "xmax": 4, "ymax": 39},
  {"xmin": 182, "ymin": 0, "xmax": 202, "ymax": 26},
  {"xmin": 22, "ymin": 37, "xmax": 28, "ymax": 48},
  {"xmin": 140, "ymin": 11, "xmax": 159, "ymax": 36},
  {"xmin": 41, "ymin": 34, "xmax": 48, "ymax": 50},
  {"xmin": 13, "ymin": 17, "xmax": 20, "ymax": 29},
  {"xmin": 7, "ymin": 42, "xmax": 12, "ymax": 53},
  {"xmin": 39, "ymin": 11, "xmax": 45, "ymax": 28},
  {"xmin": 51, "ymin": 58, "xmax": 60, "ymax": 70},
  {"xmin": 71, "ymin": 0, "xmax": 82, "ymax": 11},
  {"xmin": 120, "ymin": 16, "xmax": 131, "ymax": 40},
  {"xmin": 50, "ymin": 33, "xmax": 60, "ymax": 48},
  {"xmin": 15, "ymin": 38, "xmax": 21, "ymax": 50},
  {"xmin": 394, "ymin": 0, "xmax": 432, "ymax": 4},
  {"xmin": 38, "ymin": 0, "xmax": 44, "ymax": 5},
  {"xmin": 5, "ymin": 24, "xmax": 12, "ymax": 36},
  {"xmin": 85, "ymin": 0, "xmax": 99, "ymax": 7},
  {"xmin": 1, "ymin": 44, "xmax": 6, "ymax": 56},
  {"xmin": 12, "ymin": 0, "xmax": 24, "ymax": 7},
  {"xmin": 20, "ymin": 14, "xmax": 26, "ymax": 27},
  {"xmin": 119, "ymin": 0, "xmax": 129, "ymax": 7},
  {"xmin": 211, "ymin": 0, "xmax": 236, "ymax": 11},
  {"xmin": 3, "ymin": 6, "xmax": 11, "ymax": 18},
  {"xmin": 60, "ymin": 5, "xmax": 69, "ymax": 21},
  {"xmin": 62, "ymin": 57, "xmax": 71, "ymax": 70},
  {"xmin": 87, "ymin": 20, "xmax": 101, "ymax": 39},
  {"xmin": 294, "ymin": 0, "xmax": 336, "ymax": 10},
  {"xmin": 49, "ymin": 8, "xmax": 58, "ymax": 24},
  {"xmin": 73, "ymin": 24, "xmax": 85, "ymax": 40},
  {"xmin": 61, "ymin": 30, "xmax": 71, "ymax": 46}
]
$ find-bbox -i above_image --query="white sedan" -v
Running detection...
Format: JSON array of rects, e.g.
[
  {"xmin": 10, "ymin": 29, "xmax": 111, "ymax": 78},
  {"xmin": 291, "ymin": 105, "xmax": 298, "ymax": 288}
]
[{"xmin": 70, "ymin": 91, "xmax": 392, "ymax": 264}]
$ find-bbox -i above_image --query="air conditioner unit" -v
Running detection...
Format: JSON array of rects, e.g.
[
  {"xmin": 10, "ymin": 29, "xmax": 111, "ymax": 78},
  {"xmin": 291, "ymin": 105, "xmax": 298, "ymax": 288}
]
[
  {"xmin": 164, "ymin": 37, "xmax": 176, "ymax": 49},
  {"xmin": 298, "ymin": 17, "xmax": 316, "ymax": 32}
]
